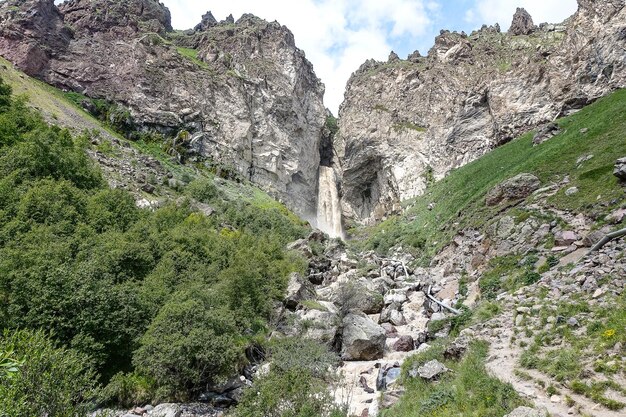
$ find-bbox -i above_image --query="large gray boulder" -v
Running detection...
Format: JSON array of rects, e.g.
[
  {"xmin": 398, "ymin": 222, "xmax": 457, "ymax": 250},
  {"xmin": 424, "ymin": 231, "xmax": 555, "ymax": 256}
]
[
  {"xmin": 341, "ymin": 313, "xmax": 386, "ymax": 361},
  {"xmin": 486, "ymin": 174, "xmax": 541, "ymax": 206},
  {"xmin": 284, "ymin": 273, "xmax": 317, "ymax": 311},
  {"xmin": 509, "ymin": 8, "xmax": 535, "ymax": 35},
  {"xmin": 409, "ymin": 359, "xmax": 448, "ymax": 380}
]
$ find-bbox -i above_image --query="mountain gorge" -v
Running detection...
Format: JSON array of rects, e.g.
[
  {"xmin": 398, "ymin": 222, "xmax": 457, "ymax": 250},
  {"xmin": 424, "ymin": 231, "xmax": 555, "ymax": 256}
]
[{"xmin": 0, "ymin": 1, "xmax": 624, "ymax": 417}]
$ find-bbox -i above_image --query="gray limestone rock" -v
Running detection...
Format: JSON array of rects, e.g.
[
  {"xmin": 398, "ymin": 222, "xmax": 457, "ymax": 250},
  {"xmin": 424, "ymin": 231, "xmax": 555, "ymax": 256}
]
[
  {"xmin": 486, "ymin": 174, "xmax": 541, "ymax": 206},
  {"xmin": 341, "ymin": 313, "xmax": 386, "ymax": 361},
  {"xmin": 614, "ymin": 157, "xmax": 626, "ymax": 181},
  {"xmin": 503, "ymin": 406, "xmax": 546, "ymax": 417},
  {"xmin": 148, "ymin": 404, "xmax": 181, "ymax": 417},
  {"xmin": 194, "ymin": 11, "xmax": 218, "ymax": 32},
  {"xmin": 337, "ymin": 2, "xmax": 626, "ymax": 223},
  {"xmin": 284, "ymin": 273, "xmax": 317, "ymax": 311},
  {"xmin": 410, "ymin": 359, "xmax": 448, "ymax": 380}
]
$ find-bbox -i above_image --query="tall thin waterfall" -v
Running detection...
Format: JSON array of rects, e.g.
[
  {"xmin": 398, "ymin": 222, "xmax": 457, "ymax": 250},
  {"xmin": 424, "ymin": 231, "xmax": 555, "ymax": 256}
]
[{"xmin": 317, "ymin": 166, "xmax": 344, "ymax": 239}]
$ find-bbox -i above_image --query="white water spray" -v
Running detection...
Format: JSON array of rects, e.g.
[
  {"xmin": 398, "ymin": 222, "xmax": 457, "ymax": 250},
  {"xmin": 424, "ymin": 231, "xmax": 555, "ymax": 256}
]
[{"xmin": 317, "ymin": 166, "xmax": 344, "ymax": 239}]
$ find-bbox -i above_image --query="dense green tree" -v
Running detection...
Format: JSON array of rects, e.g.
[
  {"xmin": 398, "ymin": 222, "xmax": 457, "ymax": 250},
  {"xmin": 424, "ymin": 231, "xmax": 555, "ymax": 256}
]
[{"xmin": 133, "ymin": 287, "xmax": 244, "ymax": 400}]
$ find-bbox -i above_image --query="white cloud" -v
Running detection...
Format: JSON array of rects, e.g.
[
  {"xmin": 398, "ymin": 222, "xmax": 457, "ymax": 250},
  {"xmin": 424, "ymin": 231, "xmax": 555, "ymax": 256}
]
[{"xmin": 466, "ymin": 0, "xmax": 578, "ymax": 29}]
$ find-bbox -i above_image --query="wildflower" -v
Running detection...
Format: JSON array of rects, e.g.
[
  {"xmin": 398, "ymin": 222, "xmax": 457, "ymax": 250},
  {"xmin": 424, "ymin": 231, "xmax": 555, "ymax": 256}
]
[{"xmin": 602, "ymin": 329, "xmax": 616, "ymax": 338}]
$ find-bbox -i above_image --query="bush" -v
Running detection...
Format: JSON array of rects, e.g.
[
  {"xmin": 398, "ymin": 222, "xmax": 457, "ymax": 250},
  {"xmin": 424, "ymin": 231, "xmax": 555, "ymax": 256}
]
[
  {"xmin": 101, "ymin": 372, "xmax": 156, "ymax": 408},
  {"xmin": 234, "ymin": 338, "xmax": 346, "ymax": 417},
  {"xmin": 133, "ymin": 287, "xmax": 244, "ymax": 400},
  {"xmin": 186, "ymin": 178, "xmax": 220, "ymax": 203},
  {"xmin": 0, "ymin": 77, "xmax": 309, "ymax": 403},
  {"xmin": 0, "ymin": 329, "xmax": 99, "ymax": 417}
]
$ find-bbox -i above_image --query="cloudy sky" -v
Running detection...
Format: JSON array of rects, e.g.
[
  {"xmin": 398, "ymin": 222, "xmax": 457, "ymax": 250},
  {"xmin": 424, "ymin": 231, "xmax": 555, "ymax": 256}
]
[{"xmin": 161, "ymin": 0, "xmax": 578, "ymax": 113}]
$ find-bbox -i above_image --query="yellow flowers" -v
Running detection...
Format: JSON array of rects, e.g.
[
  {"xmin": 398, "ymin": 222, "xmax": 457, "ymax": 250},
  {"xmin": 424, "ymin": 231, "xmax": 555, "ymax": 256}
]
[{"xmin": 603, "ymin": 329, "xmax": 616, "ymax": 338}]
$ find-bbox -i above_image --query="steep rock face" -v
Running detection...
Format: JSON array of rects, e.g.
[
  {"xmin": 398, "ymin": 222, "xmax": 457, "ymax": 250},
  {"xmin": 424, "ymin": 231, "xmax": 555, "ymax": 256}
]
[
  {"xmin": 0, "ymin": 0, "xmax": 326, "ymax": 216},
  {"xmin": 0, "ymin": 0, "xmax": 71, "ymax": 76},
  {"xmin": 338, "ymin": 0, "xmax": 626, "ymax": 223}
]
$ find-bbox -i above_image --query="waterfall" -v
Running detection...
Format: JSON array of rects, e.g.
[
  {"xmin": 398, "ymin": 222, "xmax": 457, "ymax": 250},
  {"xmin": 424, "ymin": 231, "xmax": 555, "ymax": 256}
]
[{"xmin": 317, "ymin": 166, "xmax": 344, "ymax": 239}]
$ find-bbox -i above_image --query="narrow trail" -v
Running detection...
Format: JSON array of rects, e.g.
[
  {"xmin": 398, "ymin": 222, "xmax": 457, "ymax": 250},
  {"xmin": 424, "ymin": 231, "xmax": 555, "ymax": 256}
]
[{"xmin": 484, "ymin": 313, "xmax": 624, "ymax": 417}]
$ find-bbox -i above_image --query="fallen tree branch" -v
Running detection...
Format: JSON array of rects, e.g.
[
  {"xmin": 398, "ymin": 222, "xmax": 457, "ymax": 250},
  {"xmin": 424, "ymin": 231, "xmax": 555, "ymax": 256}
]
[
  {"xmin": 588, "ymin": 227, "xmax": 626, "ymax": 253},
  {"xmin": 427, "ymin": 285, "xmax": 461, "ymax": 315}
]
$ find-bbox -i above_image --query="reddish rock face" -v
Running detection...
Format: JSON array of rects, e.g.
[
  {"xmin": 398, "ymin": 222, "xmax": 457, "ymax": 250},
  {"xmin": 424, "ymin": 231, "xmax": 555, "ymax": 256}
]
[{"xmin": 0, "ymin": 0, "xmax": 71, "ymax": 76}]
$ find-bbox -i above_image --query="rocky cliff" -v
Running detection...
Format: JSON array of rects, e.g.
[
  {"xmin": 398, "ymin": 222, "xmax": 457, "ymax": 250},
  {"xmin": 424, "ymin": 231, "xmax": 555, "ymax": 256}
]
[
  {"xmin": 338, "ymin": 0, "xmax": 626, "ymax": 224},
  {"xmin": 0, "ymin": 0, "xmax": 326, "ymax": 217}
]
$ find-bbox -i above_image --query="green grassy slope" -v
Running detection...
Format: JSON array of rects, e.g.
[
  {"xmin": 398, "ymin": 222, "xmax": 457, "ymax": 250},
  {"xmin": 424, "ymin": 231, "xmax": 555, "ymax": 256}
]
[{"xmin": 358, "ymin": 89, "xmax": 626, "ymax": 262}]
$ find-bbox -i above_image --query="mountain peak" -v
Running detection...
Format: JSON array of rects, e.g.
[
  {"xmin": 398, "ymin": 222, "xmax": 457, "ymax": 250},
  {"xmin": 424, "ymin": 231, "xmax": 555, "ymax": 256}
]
[{"xmin": 509, "ymin": 7, "xmax": 535, "ymax": 35}]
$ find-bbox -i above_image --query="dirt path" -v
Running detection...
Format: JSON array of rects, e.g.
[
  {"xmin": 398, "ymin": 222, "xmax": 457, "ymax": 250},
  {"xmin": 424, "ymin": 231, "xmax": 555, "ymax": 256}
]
[{"xmin": 483, "ymin": 311, "xmax": 624, "ymax": 417}]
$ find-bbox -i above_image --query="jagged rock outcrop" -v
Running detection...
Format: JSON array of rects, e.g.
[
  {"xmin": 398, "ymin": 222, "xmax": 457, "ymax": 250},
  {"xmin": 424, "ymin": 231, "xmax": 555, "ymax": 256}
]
[
  {"xmin": 0, "ymin": 0, "xmax": 326, "ymax": 217},
  {"xmin": 509, "ymin": 8, "xmax": 536, "ymax": 35},
  {"xmin": 338, "ymin": 0, "xmax": 626, "ymax": 223},
  {"xmin": 195, "ymin": 11, "xmax": 218, "ymax": 32}
]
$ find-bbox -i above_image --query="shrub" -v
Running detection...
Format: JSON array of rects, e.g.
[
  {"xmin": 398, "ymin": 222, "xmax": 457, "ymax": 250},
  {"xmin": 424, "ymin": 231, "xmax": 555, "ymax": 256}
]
[
  {"xmin": 0, "ymin": 329, "xmax": 99, "ymax": 417},
  {"xmin": 234, "ymin": 338, "xmax": 346, "ymax": 417},
  {"xmin": 186, "ymin": 177, "xmax": 220, "ymax": 203},
  {"xmin": 101, "ymin": 372, "xmax": 156, "ymax": 408},
  {"xmin": 133, "ymin": 287, "xmax": 244, "ymax": 400}
]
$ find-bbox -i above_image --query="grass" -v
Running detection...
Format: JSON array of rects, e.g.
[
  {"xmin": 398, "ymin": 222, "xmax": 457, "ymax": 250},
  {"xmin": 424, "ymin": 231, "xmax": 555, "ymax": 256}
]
[
  {"xmin": 571, "ymin": 380, "xmax": 626, "ymax": 411},
  {"xmin": 176, "ymin": 47, "xmax": 209, "ymax": 69},
  {"xmin": 382, "ymin": 341, "xmax": 524, "ymax": 417},
  {"xmin": 519, "ymin": 294, "xmax": 626, "ymax": 410},
  {"xmin": 393, "ymin": 122, "xmax": 427, "ymax": 134},
  {"xmin": 358, "ymin": 89, "xmax": 626, "ymax": 262}
]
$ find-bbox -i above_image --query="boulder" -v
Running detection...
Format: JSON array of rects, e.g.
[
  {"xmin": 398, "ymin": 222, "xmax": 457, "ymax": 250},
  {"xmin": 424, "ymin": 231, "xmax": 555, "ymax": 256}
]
[
  {"xmin": 582, "ymin": 230, "xmax": 605, "ymax": 247},
  {"xmin": 148, "ymin": 404, "xmax": 181, "ymax": 417},
  {"xmin": 532, "ymin": 123, "xmax": 561, "ymax": 145},
  {"xmin": 605, "ymin": 208, "xmax": 625, "ymax": 224},
  {"xmin": 503, "ymin": 406, "xmax": 546, "ymax": 417},
  {"xmin": 444, "ymin": 335, "xmax": 470, "ymax": 359},
  {"xmin": 554, "ymin": 230, "xmax": 578, "ymax": 247},
  {"xmin": 614, "ymin": 157, "xmax": 626, "ymax": 181},
  {"xmin": 486, "ymin": 174, "xmax": 541, "ymax": 206},
  {"xmin": 393, "ymin": 335, "xmax": 415, "ymax": 352},
  {"xmin": 341, "ymin": 313, "xmax": 386, "ymax": 361},
  {"xmin": 409, "ymin": 360, "xmax": 448, "ymax": 380},
  {"xmin": 284, "ymin": 273, "xmax": 316, "ymax": 310},
  {"xmin": 286, "ymin": 239, "xmax": 313, "ymax": 258},
  {"xmin": 509, "ymin": 8, "xmax": 535, "ymax": 36}
]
